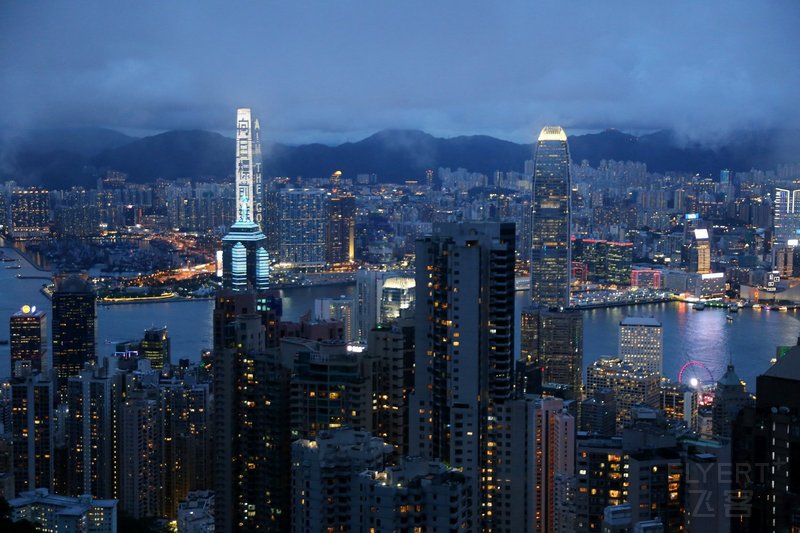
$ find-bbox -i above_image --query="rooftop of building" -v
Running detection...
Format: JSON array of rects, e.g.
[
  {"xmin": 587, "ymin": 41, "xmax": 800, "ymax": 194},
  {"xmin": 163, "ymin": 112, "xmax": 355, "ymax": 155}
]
[
  {"xmin": 762, "ymin": 343, "xmax": 800, "ymax": 381},
  {"xmin": 620, "ymin": 316, "xmax": 661, "ymax": 327},
  {"xmin": 538, "ymin": 125, "xmax": 567, "ymax": 142}
]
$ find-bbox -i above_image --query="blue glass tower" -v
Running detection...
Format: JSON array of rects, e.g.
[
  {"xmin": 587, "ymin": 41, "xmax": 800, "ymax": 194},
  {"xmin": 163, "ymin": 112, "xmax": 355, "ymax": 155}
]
[{"xmin": 530, "ymin": 126, "xmax": 572, "ymax": 308}]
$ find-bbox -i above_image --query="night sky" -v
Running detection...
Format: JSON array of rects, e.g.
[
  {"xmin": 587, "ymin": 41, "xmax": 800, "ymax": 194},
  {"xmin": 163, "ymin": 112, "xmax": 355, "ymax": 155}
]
[{"xmin": 1, "ymin": 1, "xmax": 798, "ymax": 144}]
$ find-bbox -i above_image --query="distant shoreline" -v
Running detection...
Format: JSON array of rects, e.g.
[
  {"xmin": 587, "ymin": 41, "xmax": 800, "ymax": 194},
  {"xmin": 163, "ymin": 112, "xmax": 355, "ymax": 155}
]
[{"xmin": 0, "ymin": 240, "xmax": 52, "ymax": 273}]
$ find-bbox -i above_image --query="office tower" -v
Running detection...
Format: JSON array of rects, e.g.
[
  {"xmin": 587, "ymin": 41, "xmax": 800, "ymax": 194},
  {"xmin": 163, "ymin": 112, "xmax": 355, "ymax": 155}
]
[
  {"xmin": 720, "ymin": 169, "xmax": 731, "ymax": 185},
  {"xmin": 573, "ymin": 239, "xmax": 608, "ymax": 282},
  {"xmin": 66, "ymin": 359, "xmax": 121, "ymax": 500},
  {"xmin": 7, "ymin": 489, "xmax": 117, "ymax": 532},
  {"xmin": 354, "ymin": 270, "xmax": 393, "ymax": 341},
  {"xmin": 368, "ymin": 322, "xmax": 415, "ymax": 455},
  {"xmin": 773, "ymin": 243, "xmax": 795, "ymax": 277},
  {"xmin": 326, "ymin": 193, "xmax": 356, "ymax": 264},
  {"xmin": 12, "ymin": 370, "xmax": 54, "ymax": 495},
  {"xmin": 221, "ymin": 108, "xmax": 270, "ymax": 292},
  {"xmin": 530, "ymin": 125, "xmax": 572, "ymax": 308},
  {"xmin": 354, "ymin": 457, "xmax": 472, "ymax": 531},
  {"xmin": 377, "ymin": 276, "xmax": 415, "ymax": 325},
  {"xmin": 494, "ymin": 395, "xmax": 575, "ymax": 532},
  {"xmin": 119, "ymin": 389, "xmax": 160, "ymax": 519},
  {"xmin": 580, "ymin": 388, "xmax": 617, "ymax": 436},
  {"xmin": 289, "ymin": 340, "xmax": 373, "ymax": 439},
  {"xmin": 773, "ymin": 187, "xmax": 800, "ymax": 245},
  {"xmin": 277, "ymin": 188, "xmax": 327, "ymax": 266},
  {"xmin": 51, "ymin": 272, "xmax": 96, "ymax": 403},
  {"xmin": 686, "ymin": 228, "xmax": 711, "ymax": 274},
  {"xmin": 606, "ymin": 242, "xmax": 633, "ymax": 285},
  {"xmin": 291, "ymin": 428, "xmax": 393, "ymax": 533},
  {"xmin": 10, "ymin": 187, "xmax": 50, "ymax": 239},
  {"xmin": 619, "ymin": 316, "xmax": 663, "ymax": 376},
  {"xmin": 213, "ymin": 290, "xmax": 291, "ymax": 533},
  {"xmin": 10, "ymin": 305, "xmax": 47, "ymax": 378},
  {"xmin": 711, "ymin": 362, "xmax": 752, "ymax": 438},
  {"xmin": 586, "ymin": 357, "xmax": 660, "ymax": 431},
  {"xmin": 521, "ymin": 309, "xmax": 583, "ymax": 400},
  {"xmin": 660, "ymin": 380, "xmax": 698, "ymax": 431},
  {"xmin": 140, "ymin": 326, "xmax": 170, "ymax": 370},
  {"xmin": 409, "ymin": 222, "xmax": 515, "ymax": 526},
  {"xmin": 313, "ymin": 296, "xmax": 354, "ymax": 341}
]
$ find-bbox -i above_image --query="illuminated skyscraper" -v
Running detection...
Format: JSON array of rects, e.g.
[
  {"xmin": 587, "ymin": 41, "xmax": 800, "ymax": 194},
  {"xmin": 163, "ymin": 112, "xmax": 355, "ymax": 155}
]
[
  {"xmin": 10, "ymin": 187, "xmax": 50, "ymax": 239},
  {"xmin": 687, "ymin": 228, "xmax": 711, "ymax": 274},
  {"xmin": 278, "ymin": 188, "xmax": 327, "ymax": 266},
  {"xmin": 10, "ymin": 305, "xmax": 47, "ymax": 378},
  {"xmin": 221, "ymin": 108, "xmax": 270, "ymax": 292},
  {"xmin": 530, "ymin": 126, "xmax": 572, "ymax": 308},
  {"xmin": 51, "ymin": 273, "xmax": 96, "ymax": 403},
  {"xmin": 773, "ymin": 187, "xmax": 800, "ymax": 245},
  {"xmin": 619, "ymin": 316, "xmax": 663, "ymax": 376},
  {"xmin": 140, "ymin": 326, "xmax": 170, "ymax": 370},
  {"xmin": 326, "ymin": 193, "xmax": 356, "ymax": 264}
]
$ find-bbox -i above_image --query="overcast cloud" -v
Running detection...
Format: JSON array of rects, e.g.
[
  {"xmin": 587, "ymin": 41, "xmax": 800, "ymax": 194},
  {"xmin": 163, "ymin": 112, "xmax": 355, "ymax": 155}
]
[{"xmin": 1, "ymin": 1, "xmax": 798, "ymax": 144}]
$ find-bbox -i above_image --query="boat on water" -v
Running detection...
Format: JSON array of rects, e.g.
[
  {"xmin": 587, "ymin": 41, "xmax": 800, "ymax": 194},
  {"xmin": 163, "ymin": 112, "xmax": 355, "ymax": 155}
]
[
  {"xmin": 728, "ymin": 303, "xmax": 739, "ymax": 313},
  {"xmin": 726, "ymin": 314, "xmax": 734, "ymax": 323},
  {"xmin": 692, "ymin": 302, "xmax": 706, "ymax": 310}
]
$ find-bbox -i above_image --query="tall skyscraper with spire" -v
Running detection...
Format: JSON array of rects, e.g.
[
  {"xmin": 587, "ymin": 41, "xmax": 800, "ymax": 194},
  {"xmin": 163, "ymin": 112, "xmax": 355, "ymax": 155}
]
[
  {"xmin": 221, "ymin": 108, "xmax": 270, "ymax": 291},
  {"xmin": 530, "ymin": 125, "xmax": 572, "ymax": 309}
]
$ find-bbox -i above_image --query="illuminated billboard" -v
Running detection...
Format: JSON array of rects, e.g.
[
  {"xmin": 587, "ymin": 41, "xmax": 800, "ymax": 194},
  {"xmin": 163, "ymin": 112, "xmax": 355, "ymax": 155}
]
[
  {"xmin": 685, "ymin": 213, "xmax": 699, "ymax": 220},
  {"xmin": 694, "ymin": 228, "xmax": 709, "ymax": 240}
]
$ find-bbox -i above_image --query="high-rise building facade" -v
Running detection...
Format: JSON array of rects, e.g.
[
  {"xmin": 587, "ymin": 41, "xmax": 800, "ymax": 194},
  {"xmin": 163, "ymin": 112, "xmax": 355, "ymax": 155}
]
[
  {"xmin": 212, "ymin": 291, "xmax": 290, "ymax": 533},
  {"xmin": 278, "ymin": 188, "xmax": 327, "ymax": 266},
  {"xmin": 586, "ymin": 357, "xmax": 660, "ymax": 430},
  {"xmin": 10, "ymin": 305, "xmax": 47, "ymax": 378},
  {"xmin": 288, "ymin": 341, "xmax": 373, "ymax": 439},
  {"xmin": 409, "ymin": 221, "xmax": 515, "ymax": 526},
  {"xmin": 379, "ymin": 276, "xmax": 415, "ymax": 325},
  {"xmin": 66, "ymin": 359, "xmax": 121, "ymax": 500},
  {"xmin": 221, "ymin": 108, "xmax": 270, "ymax": 292},
  {"xmin": 51, "ymin": 273, "xmax": 96, "ymax": 403},
  {"xmin": 291, "ymin": 428, "xmax": 393, "ymax": 533},
  {"xmin": 494, "ymin": 395, "xmax": 575, "ymax": 532},
  {"xmin": 12, "ymin": 370, "xmax": 54, "ymax": 495},
  {"xmin": 773, "ymin": 187, "xmax": 800, "ymax": 245},
  {"xmin": 522, "ymin": 307, "xmax": 584, "ymax": 400},
  {"xmin": 326, "ymin": 194, "xmax": 356, "ymax": 264},
  {"xmin": 353, "ymin": 457, "xmax": 473, "ymax": 532},
  {"xmin": 530, "ymin": 126, "xmax": 572, "ymax": 308},
  {"xmin": 10, "ymin": 187, "xmax": 50, "ymax": 239},
  {"xmin": 140, "ymin": 326, "xmax": 170, "ymax": 370},
  {"xmin": 619, "ymin": 316, "xmax": 663, "ymax": 376}
]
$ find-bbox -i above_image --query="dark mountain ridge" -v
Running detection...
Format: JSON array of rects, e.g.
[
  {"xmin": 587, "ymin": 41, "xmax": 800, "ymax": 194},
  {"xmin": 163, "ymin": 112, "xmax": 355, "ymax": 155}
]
[{"xmin": 1, "ymin": 126, "xmax": 797, "ymax": 187}]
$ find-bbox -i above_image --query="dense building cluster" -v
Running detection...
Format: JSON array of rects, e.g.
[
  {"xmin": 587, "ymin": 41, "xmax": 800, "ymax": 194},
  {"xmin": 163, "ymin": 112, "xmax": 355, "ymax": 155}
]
[{"xmin": 3, "ymin": 109, "xmax": 800, "ymax": 532}]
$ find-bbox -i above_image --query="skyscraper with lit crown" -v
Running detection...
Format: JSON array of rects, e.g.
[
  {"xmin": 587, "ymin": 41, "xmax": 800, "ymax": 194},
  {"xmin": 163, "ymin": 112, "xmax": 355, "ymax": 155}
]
[
  {"xmin": 221, "ymin": 108, "xmax": 270, "ymax": 291},
  {"xmin": 530, "ymin": 125, "xmax": 572, "ymax": 308}
]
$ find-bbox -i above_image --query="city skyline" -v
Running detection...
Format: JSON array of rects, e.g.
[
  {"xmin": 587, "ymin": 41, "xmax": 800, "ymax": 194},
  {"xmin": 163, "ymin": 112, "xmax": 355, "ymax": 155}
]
[{"xmin": 3, "ymin": 2, "xmax": 800, "ymax": 530}]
